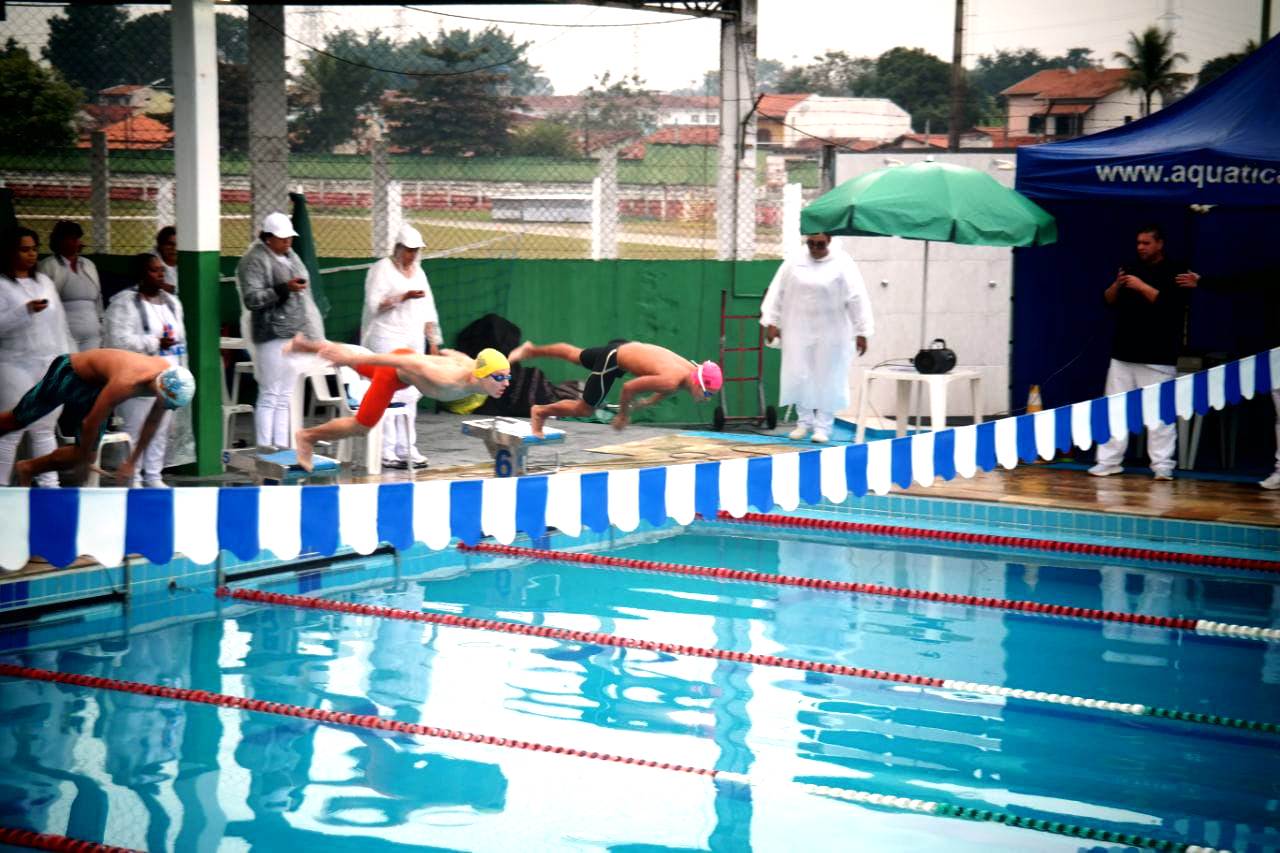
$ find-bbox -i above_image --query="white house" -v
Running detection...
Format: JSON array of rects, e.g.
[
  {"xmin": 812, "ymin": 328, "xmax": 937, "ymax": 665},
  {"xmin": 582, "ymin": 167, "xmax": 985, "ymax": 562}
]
[{"xmin": 1001, "ymin": 68, "xmax": 1154, "ymax": 140}]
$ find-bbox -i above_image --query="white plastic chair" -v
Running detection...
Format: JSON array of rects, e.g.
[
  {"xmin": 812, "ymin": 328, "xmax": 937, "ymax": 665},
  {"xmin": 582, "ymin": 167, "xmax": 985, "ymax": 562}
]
[
  {"xmin": 85, "ymin": 432, "xmax": 133, "ymax": 487},
  {"xmin": 362, "ymin": 404, "xmax": 416, "ymax": 476},
  {"xmin": 289, "ymin": 367, "xmax": 354, "ymax": 460},
  {"xmin": 222, "ymin": 362, "xmax": 254, "ymax": 451},
  {"xmin": 230, "ymin": 361, "xmax": 255, "ymax": 405}
]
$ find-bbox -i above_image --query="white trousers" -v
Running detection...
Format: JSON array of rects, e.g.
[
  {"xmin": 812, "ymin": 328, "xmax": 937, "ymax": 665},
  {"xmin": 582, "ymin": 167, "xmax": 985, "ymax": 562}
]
[
  {"xmin": 0, "ymin": 408, "xmax": 60, "ymax": 487},
  {"xmin": 796, "ymin": 408, "xmax": 835, "ymax": 434},
  {"xmin": 1094, "ymin": 359, "xmax": 1177, "ymax": 474},
  {"xmin": 253, "ymin": 338, "xmax": 303, "ymax": 448},
  {"xmin": 382, "ymin": 385, "xmax": 421, "ymax": 461},
  {"xmin": 118, "ymin": 397, "xmax": 172, "ymax": 482},
  {"xmin": 1272, "ymin": 388, "xmax": 1280, "ymax": 474}
]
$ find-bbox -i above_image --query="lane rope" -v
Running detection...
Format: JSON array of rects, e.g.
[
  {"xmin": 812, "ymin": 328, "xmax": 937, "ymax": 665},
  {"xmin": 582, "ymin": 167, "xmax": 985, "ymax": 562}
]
[
  {"xmin": 0, "ymin": 827, "xmax": 141, "ymax": 853},
  {"xmin": 712, "ymin": 512, "xmax": 1280, "ymax": 575},
  {"xmin": 0, "ymin": 664, "xmax": 1232, "ymax": 853},
  {"xmin": 217, "ymin": 587, "xmax": 1280, "ymax": 736},
  {"xmin": 458, "ymin": 543, "xmax": 1280, "ymax": 642}
]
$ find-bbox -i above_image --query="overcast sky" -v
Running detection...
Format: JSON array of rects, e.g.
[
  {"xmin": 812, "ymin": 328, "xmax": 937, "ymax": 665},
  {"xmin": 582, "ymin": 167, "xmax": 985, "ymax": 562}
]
[
  {"xmin": 0, "ymin": 1, "xmax": 1268, "ymax": 94},
  {"xmin": 316, "ymin": 0, "xmax": 1269, "ymax": 93}
]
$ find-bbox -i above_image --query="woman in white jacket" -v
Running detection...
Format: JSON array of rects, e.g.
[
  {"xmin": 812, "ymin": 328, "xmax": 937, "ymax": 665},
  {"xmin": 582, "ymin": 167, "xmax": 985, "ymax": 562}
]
[
  {"xmin": 37, "ymin": 220, "xmax": 102, "ymax": 351},
  {"xmin": 0, "ymin": 226, "xmax": 73, "ymax": 487},
  {"xmin": 360, "ymin": 224, "xmax": 442, "ymax": 468},
  {"xmin": 104, "ymin": 253, "xmax": 187, "ymax": 487},
  {"xmin": 761, "ymin": 232, "xmax": 874, "ymax": 443}
]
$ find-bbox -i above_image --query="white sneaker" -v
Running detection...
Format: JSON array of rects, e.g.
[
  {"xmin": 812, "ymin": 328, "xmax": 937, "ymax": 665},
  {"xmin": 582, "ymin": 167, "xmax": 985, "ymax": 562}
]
[
  {"xmin": 788, "ymin": 425, "xmax": 811, "ymax": 440},
  {"xmin": 811, "ymin": 431, "xmax": 830, "ymax": 444},
  {"xmin": 1152, "ymin": 471, "xmax": 1174, "ymax": 481},
  {"xmin": 143, "ymin": 478, "xmax": 170, "ymax": 489},
  {"xmin": 1260, "ymin": 472, "xmax": 1280, "ymax": 490},
  {"xmin": 408, "ymin": 449, "xmax": 429, "ymax": 469},
  {"xmin": 1088, "ymin": 463, "xmax": 1123, "ymax": 477}
]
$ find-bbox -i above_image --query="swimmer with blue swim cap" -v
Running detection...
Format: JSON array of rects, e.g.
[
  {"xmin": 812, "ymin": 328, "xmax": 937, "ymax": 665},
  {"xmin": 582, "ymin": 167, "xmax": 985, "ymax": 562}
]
[
  {"xmin": 508, "ymin": 338, "xmax": 723, "ymax": 437},
  {"xmin": 0, "ymin": 348, "xmax": 196, "ymax": 486}
]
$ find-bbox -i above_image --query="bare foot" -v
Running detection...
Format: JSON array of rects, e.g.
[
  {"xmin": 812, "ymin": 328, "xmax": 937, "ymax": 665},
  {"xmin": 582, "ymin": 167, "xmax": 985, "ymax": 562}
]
[
  {"xmin": 508, "ymin": 340, "xmax": 533, "ymax": 363},
  {"xmin": 294, "ymin": 429, "xmax": 315, "ymax": 472},
  {"xmin": 15, "ymin": 459, "xmax": 34, "ymax": 487},
  {"xmin": 528, "ymin": 405, "xmax": 546, "ymax": 438}
]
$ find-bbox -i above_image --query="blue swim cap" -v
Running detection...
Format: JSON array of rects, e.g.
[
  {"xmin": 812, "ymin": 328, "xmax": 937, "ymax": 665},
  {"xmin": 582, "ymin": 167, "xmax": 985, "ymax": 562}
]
[{"xmin": 158, "ymin": 366, "xmax": 195, "ymax": 409}]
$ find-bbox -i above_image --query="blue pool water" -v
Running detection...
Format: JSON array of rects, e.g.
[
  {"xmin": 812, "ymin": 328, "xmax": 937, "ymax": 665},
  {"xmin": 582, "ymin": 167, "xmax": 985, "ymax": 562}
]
[{"xmin": 1, "ymin": 521, "xmax": 1278, "ymax": 852}]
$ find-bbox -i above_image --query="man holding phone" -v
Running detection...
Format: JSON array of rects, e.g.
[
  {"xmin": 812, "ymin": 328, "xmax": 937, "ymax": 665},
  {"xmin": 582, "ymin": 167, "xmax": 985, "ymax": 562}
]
[
  {"xmin": 1090, "ymin": 224, "xmax": 1192, "ymax": 480},
  {"xmin": 236, "ymin": 211, "xmax": 324, "ymax": 449}
]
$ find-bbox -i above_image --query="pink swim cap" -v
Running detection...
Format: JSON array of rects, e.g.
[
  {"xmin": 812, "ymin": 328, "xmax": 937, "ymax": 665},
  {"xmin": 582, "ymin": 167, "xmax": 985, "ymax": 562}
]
[{"xmin": 693, "ymin": 360, "xmax": 723, "ymax": 394}]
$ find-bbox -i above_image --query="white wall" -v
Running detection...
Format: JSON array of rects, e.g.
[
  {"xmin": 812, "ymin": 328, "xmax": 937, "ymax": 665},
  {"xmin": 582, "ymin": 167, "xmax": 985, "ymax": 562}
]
[
  {"xmin": 831, "ymin": 151, "xmax": 1020, "ymax": 426},
  {"xmin": 1086, "ymin": 91, "xmax": 1152, "ymax": 134},
  {"xmin": 786, "ymin": 97, "xmax": 912, "ymax": 147}
]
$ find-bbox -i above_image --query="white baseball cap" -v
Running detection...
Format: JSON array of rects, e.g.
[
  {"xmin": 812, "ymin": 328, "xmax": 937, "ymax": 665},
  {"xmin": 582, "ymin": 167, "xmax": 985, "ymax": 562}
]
[
  {"xmin": 261, "ymin": 211, "xmax": 298, "ymax": 239},
  {"xmin": 396, "ymin": 223, "xmax": 425, "ymax": 250}
]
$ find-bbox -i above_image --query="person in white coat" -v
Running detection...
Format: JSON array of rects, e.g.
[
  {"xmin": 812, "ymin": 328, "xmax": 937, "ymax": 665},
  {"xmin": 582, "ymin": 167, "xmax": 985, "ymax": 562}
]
[
  {"xmin": 104, "ymin": 253, "xmax": 187, "ymax": 487},
  {"xmin": 37, "ymin": 220, "xmax": 102, "ymax": 351},
  {"xmin": 236, "ymin": 211, "xmax": 324, "ymax": 449},
  {"xmin": 360, "ymin": 223, "xmax": 442, "ymax": 468},
  {"xmin": 0, "ymin": 226, "xmax": 73, "ymax": 487},
  {"xmin": 760, "ymin": 232, "xmax": 874, "ymax": 443}
]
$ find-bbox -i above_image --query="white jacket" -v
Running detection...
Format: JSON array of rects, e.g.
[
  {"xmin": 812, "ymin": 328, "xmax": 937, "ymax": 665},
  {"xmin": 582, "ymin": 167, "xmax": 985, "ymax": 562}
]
[
  {"xmin": 0, "ymin": 272, "xmax": 74, "ymax": 409},
  {"xmin": 359, "ymin": 256, "xmax": 441, "ymax": 353},
  {"xmin": 104, "ymin": 287, "xmax": 187, "ymax": 360},
  {"xmin": 760, "ymin": 248, "xmax": 874, "ymax": 413},
  {"xmin": 37, "ymin": 254, "xmax": 101, "ymax": 345}
]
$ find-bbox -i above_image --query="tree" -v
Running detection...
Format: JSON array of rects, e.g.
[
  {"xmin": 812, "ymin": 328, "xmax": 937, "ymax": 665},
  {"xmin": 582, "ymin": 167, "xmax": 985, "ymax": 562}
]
[
  {"xmin": 1195, "ymin": 41, "xmax": 1258, "ymax": 90},
  {"xmin": 0, "ymin": 40, "xmax": 81, "ymax": 152},
  {"xmin": 1113, "ymin": 27, "xmax": 1191, "ymax": 116},
  {"xmin": 577, "ymin": 72, "xmax": 660, "ymax": 153},
  {"xmin": 385, "ymin": 41, "xmax": 517, "ymax": 156},
  {"xmin": 678, "ymin": 58, "xmax": 786, "ymax": 96},
  {"xmin": 775, "ymin": 50, "xmax": 873, "ymax": 95},
  {"xmin": 218, "ymin": 62, "xmax": 250, "ymax": 152},
  {"xmin": 856, "ymin": 47, "xmax": 986, "ymax": 133},
  {"xmin": 291, "ymin": 30, "xmax": 381, "ymax": 153},
  {"xmin": 43, "ymin": 5, "xmax": 129, "ymax": 94},
  {"xmin": 509, "ymin": 120, "xmax": 578, "ymax": 157}
]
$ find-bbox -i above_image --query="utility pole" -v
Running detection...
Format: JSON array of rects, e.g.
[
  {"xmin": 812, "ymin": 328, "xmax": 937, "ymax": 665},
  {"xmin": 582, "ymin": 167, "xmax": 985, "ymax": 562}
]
[
  {"xmin": 1264, "ymin": 0, "xmax": 1273, "ymax": 45},
  {"xmin": 947, "ymin": 0, "xmax": 966, "ymax": 151}
]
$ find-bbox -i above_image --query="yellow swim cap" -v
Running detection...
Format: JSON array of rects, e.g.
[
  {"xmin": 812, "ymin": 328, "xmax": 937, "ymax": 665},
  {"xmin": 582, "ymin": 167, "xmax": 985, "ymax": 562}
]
[{"xmin": 473, "ymin": 348, "xmax": 510, "ymax": 378}]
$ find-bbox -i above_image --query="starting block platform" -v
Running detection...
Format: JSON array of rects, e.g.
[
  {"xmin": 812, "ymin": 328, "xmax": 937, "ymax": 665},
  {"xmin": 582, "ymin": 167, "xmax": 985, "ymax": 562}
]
[
  {"xmin": 223, "ymin": 448, "xmax": 347, "ymax": 485},
  {"xmin": 462, "ymin": 417, "xmax": 565, "ymax": 477}
]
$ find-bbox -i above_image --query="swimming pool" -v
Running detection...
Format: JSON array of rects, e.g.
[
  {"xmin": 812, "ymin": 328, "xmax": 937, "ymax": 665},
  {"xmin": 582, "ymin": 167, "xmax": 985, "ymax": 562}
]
[{"xmin": 1, "ymin": 516, "xmax": 1277, "ymax": 852}]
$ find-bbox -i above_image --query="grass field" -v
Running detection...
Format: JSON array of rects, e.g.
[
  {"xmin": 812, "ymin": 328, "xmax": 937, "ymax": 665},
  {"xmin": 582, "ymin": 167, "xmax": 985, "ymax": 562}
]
[
  {"xmin": 0, "ymin": 145, "xmax": 820, "ymax": 188},
  {"xmin": 12, "ymin": 197, "xmax": 775, "ymax": 260}
]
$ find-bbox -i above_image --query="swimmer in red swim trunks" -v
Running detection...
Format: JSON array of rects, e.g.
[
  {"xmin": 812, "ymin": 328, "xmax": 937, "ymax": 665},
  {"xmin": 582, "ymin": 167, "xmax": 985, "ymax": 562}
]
[{"xmin": 286, "ymin": 335, "xmax": 510, "ymax": 471}]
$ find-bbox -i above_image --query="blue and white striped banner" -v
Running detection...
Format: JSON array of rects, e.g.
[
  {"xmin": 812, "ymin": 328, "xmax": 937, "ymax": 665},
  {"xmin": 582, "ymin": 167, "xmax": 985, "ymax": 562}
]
[{"xmin": 3, "ymin": 347, "xmax": 1277, "ymax": 571}]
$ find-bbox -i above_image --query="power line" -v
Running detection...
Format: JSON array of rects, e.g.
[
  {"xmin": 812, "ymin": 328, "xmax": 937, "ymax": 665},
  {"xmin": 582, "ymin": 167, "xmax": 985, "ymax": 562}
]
[{"xmin": 400, "ymin": 5, "xmax": 699, "ymax": 28}]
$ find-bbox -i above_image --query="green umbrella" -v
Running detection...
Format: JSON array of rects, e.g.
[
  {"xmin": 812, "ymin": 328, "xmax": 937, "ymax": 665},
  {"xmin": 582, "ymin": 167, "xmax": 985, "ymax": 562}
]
[
  {"xmin": 801, "ymin": 160, "xmax": 1057, "ymax": 349},
  {"xmin": 289, "ymin": 191, "xmax": 328, "ymax": 319}
]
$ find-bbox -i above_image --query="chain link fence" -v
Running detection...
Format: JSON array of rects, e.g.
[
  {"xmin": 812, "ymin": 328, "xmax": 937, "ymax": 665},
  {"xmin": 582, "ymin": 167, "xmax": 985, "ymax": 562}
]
[{"xmin": 0, "ymin": 4, "xmax": 821, "ymax": 268}]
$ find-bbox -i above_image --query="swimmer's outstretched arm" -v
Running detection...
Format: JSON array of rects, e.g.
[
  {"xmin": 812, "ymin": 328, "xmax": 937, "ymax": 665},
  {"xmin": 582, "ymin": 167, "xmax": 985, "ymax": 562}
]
[{"xmin": 319, "ymin": 346, "xmax": 423, "ymax": 372}]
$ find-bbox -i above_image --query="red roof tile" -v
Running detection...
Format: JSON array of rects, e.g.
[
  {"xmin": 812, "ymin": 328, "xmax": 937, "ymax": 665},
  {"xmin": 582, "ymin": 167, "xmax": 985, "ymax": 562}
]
[
  {"xmin": 757, "ymin": 93, "xmax": 809, "ymax": 119},
  {"xmin": 78, "ymin": 115, "xmax": 172, "ymax": 150},
  {"xmin": 1001, "ymin": 68, "xmax": 1131, "ymax": 99},
  {"xmin": 645, "ymin": 125, "xmax": 719, "ymax": 145}
]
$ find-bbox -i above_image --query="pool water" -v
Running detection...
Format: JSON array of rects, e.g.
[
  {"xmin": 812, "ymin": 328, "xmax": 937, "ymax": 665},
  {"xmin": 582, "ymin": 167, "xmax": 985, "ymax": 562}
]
[{"xmin": 1, "ymin": 521, "xmax": 1278, "ymax": 852}]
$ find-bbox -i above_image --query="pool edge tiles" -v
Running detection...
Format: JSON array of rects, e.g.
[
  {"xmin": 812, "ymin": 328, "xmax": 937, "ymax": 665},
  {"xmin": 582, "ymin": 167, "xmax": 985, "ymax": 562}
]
[{"xmin": 760, "ymin": 493, "xmax": 1280, "ymax": 561}]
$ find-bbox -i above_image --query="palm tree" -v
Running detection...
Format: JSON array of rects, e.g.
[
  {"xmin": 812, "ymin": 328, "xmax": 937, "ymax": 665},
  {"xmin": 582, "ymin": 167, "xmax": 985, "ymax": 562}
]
[{"xmin": 1113, "ymin": 27, "xmax": 1192, "ymax": 117}]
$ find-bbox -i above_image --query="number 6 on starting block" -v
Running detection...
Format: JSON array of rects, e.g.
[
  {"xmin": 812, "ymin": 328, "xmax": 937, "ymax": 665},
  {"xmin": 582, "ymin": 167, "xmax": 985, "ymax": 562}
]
[{"xmin": 494, "ymin": 448, "xmax": 513, "ymax": 477}]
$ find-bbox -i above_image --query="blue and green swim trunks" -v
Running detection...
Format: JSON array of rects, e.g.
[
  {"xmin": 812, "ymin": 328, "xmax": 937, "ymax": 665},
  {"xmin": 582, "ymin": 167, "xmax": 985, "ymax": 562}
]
[{"xmin": 12, "ymin": 355, "xmax": 107, "ymax": 442}]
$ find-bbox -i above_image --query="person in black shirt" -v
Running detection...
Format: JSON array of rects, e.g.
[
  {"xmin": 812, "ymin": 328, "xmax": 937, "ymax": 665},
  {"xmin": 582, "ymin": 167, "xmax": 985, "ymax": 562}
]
[{"xmin": 1089, "ymin": 224, "xmax": 1193, "ymax": 480}]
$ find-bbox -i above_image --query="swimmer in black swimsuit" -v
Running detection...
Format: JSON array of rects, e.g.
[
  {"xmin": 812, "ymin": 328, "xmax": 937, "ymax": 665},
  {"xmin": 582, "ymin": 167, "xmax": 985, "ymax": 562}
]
[{"xmin": 508, "ymin": 339, "xmax": 723, "ymax": 437}]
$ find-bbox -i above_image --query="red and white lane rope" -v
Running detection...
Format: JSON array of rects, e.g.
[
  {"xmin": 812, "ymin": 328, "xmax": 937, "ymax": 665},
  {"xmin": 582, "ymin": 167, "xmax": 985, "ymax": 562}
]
[
  {"xmin": 216, "ymin": 587, "xmax": 1279, "ymax": 736},
  {"xmin": 457, "ymin": 543, "xmax": 1280, "ymax": 642},
  {"xmin": 0, "ymin": 664, "xmax": 1232, "ymax": 853},
  {"xmin": 0, "ymin": 827, "xmax": 141, "ymax": 853},
  {"xmin": 713, "ymin": 511, "xmax": 1280, "ymax": 575}
]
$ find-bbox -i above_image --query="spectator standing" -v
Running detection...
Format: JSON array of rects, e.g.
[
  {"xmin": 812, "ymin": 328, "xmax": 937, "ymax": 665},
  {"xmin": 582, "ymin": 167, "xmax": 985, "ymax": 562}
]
[
  {"xmin": 153, "ymin": 226, "xmax": 179, "ymax": 294},
  {"xmin": 760, "ymin": 232, "xmax": 874, "ymax": 443},
  {"xmin": 360, "ymin": 224, "xmax": 441, "ymax": 468},
  {"xmin": 1090, "ymin": 224, "xmax": 1193, "ymax": 480},
  {"xmin": 104, "ymin": 253, "xmax": 188, "ymax": 487},
  {"xmin": 37, "ymin": 220, "xmax": 102, "ymax": 351},
  {"xmin": 0, "ymin": 227, "xmax": 72, "ymax": 487},
  {"xmin": 235, "ymin": 211, "xmax": 323, "ymax": 449}
]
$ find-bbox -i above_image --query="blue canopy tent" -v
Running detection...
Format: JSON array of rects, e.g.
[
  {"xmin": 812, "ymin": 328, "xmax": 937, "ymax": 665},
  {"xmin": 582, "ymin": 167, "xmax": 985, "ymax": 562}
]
[{"xmin": 1013, "ymin": 35, "xmax": 1280, "ymax": 468}]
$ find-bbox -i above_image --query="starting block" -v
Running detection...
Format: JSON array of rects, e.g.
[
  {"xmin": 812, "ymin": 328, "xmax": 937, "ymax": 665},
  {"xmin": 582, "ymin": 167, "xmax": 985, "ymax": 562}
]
[
  {"xmin": 223, "ymin": 447, "xmax": 346, "ymax": 485},
  {"xmin": 462, "ymin": 417, "xmax": 565, "ymax": 477}
]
